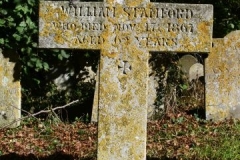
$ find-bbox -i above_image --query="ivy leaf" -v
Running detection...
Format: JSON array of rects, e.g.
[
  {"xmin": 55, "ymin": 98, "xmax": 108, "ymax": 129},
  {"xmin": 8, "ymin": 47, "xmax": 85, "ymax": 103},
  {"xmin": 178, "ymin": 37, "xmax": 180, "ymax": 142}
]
[
  {"xmin": 32, "ymin": 42, "xmax": 37, "ymax": 47},
  {"xmin": 30, "ymin": 57, "xmax": 38, "ymax": 62},
  {"xmin": 179, "ymin": 84, "xmax": 188, "ymax": 90},
  {"xmin": 43, "ymin": 62, "xmax": 49, "ymax": 71},
  {"xmin": 15, "ymin": 4, "xmax": 23, "ymax": 11},
  {"xmin": 229, "ymin": 23, "xmax": 235, "ymax": 29},
  {"xmin": 22, "ymin": 5, "xmax": 29, "ymax": 14},
  {"xmin": 60, "ymin": 50, "xmax": 70, "ymax": 58},
  {"xmin": 0, "ymin": 38, "xmax": 4, "ymax": 45},
  {"xmin": 27, "ymin": 61, "xmax": 33, "ymax": 67},
  {"xmin": 13, "ymin": 33, "xmax": 21, "ymax": 41},
  {"xmin": 26, "ymin": 16, "xmax": 35, "ymax": 29},
  {"xmin": 36, "ymin": 60, "xmax": 43, "ymax": 69},
  {"xmin": 17, "ymin": 26, "xmax": 24, "ymax": 34},
  {"xmin": 19, "ymin": 21, "xmax": 27, "ymax": 27},
  {"xmin": 15, "ymin": 4, "xmax": 30, "ymax": 14},
  {"xmin": 0, "ymin": 9, "xmax": 7, "ymax": 15},
  {"xmin": 27, "ymin": 0, "xmax": 34, "ymax": 6},
  {"xmin": 0, "ymin": 19, "xmax": 6, "ymax": 26},
  {"xmin": 33, "ymin": 78, "xmax": 40, "ymax": 84},
  {"xmin": 58, "ymin": 54, "xmax": 63, "ymax": 60}
]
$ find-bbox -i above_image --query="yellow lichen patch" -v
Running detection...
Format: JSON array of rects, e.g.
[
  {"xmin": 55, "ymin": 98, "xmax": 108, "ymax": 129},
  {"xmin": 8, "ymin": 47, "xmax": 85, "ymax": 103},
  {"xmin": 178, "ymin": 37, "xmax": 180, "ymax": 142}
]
[
  {"xmin": 196, "ymin": 21, "xmax": 213, "ymax": 49},
  {"xmin": 105, "ymin": 0, "xmax": 115, "ymax": 5},
  {"xmin": 114, "ymin": 3, "xmax": 129, "ymax": 19},
  {"xmin": 0, "ymin": 49, "xmax": 21, "ymax": 128},
  {"xmin": 206, "ymin": 31, "xmax": 240, "ymax": 121},
  {"xmin": 178, "ymin": 18, "xmax": 184, "ymax": 24},
  {"xmin": 54, "ymin": 31, "xmax": 65, "ymax": 45},
  {"xmin": 40, "ymin": 4, "xmax": 67, "ymax": 26},
  {"xmin": 126, "ymin": 0, "xmax": 148, "ymax": 6}
]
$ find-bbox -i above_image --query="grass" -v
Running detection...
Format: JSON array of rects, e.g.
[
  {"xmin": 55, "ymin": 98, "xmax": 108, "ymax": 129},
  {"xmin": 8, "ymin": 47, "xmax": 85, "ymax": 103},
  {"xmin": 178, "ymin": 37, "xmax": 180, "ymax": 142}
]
[
  {"xmin": 192, "ymin": 120, "xmax": 240, "ymax": 160},
  {"xmin": 1, "ymin": 113, "xmax": 240, "ymax": 159}
]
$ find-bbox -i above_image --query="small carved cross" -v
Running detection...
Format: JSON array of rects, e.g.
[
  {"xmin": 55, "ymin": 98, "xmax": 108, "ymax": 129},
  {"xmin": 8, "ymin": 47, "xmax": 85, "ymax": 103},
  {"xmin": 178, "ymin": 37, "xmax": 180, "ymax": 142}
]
[{"xmin": 118, "ymin": 60, "xmax": 131, "ymax": 74}]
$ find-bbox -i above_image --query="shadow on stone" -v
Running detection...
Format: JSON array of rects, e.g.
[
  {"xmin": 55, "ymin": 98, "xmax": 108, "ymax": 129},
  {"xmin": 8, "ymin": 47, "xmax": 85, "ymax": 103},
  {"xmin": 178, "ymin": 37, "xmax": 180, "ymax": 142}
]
[{"xmin": 2, "ymin": 49, "xmax": 20, "ymax": 82}]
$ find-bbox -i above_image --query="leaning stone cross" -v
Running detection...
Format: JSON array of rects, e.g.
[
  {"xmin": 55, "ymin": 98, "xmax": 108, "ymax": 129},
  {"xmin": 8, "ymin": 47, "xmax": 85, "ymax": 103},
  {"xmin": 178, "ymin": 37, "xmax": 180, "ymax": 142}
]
[{"xmin": 39, "ymin": 0, "xmax": 213, "ymax": 159}]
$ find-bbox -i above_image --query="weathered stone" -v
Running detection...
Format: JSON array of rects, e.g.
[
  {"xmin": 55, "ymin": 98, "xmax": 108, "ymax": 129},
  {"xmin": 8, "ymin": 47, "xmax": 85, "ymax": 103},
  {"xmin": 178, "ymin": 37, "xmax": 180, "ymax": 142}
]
[
  {"xmin": 148, "ymin": 64, "xmax": 159, "ymax": 118},
  {"xmin": 0, "ymin": 49, "xmax": 21, "ymax": 128},
  {"xmin": 91, "ymin": 55, "xmax": 158, "ymax": 122},
  {"xmin": 205, "ymin": 31, "xmax": 240, "ymax": 120},
  {"xmin": 39, "ymin": 1, "xmax": 213, "ymax": 159},
  {"xmin": 189, "ymin": 63, "xmax": 203, "ymax": 81},
  {"xmin": 39, "ymin": 1, "xmax": 213, "ymax": 52},
  {"xmin": 178, "ymin": 55, "xmax": 198, "ymax": 77}
]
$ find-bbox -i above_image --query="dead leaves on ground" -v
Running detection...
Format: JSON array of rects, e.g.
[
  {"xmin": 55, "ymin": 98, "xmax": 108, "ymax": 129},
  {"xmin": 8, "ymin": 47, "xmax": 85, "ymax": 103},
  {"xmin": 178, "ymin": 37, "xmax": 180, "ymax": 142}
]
[{"xmin": 0, "ymin": 113, "xmax": 240, "ymax": 159}]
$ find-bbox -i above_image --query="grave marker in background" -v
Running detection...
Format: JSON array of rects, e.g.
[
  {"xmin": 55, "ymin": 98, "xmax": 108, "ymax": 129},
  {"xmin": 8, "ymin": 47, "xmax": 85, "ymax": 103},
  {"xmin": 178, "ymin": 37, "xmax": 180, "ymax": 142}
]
[
  {"xmin": 39, "ymin": 1, "xmax": 213, "ymax": 159},
  {"xmin": 179, "ymin": 55, "xmax": 198, "ymax": 77},
  {"xmin": 0, "ymin": 49, "xmax": 21, "ymax": 128},
  {"xmin": 206, "ymin": 31, "xmax": 240, "ymax": 120},
  {"xmin": 92, "ymin": 54, "xmax": 204, "ymax": 122},
  {"xmin": 189, "ymin": 63, "xmax": 203, "ymax": 81}
]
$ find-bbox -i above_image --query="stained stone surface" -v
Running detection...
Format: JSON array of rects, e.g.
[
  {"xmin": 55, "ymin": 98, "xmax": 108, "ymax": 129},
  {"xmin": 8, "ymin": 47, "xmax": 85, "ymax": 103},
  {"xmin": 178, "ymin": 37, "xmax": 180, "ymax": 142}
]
[
  {"xmin": 0, "ymin": 49, "xmax": 21, "ymax": 128},
  {"xmin": 39, "ymin": 1, "xmax": 213, "ymax": 159},
  {"xmin": 178, "ymin": 55, "xmax": 198, "ymax": 77},
  {"xmin": 39, "ymin": 1, "xmax": 213, "ymax": 52},
  {"xmin": 189, "ymin": 63, "xmax": 203, "ymax": 81},
  {"xmin": 205, "ymin": 31, "xmax": 240, "ymax": 120},
  {"xmin": 91, "ymin": 56, "xmax": 159, "ymax": 122}
]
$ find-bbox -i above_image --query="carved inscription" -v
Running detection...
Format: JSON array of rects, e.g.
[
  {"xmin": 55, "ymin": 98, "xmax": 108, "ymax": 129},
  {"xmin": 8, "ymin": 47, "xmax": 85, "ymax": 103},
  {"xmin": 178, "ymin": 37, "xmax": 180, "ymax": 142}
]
[
  {"xmin": 136, "ymin": 36, "xmax": 178, "ymax": 48},
  {"xmin": 59, "ymin": 5, "xmax": 193, "ymax": 19},
  {"xmin": 51, "ymin": 22, "xmax": 107, "ymax": 31},
  {"xmin": 60, "ymin": 5, "xmax": 116, "ymax": 17},
  {"xmin": 39, "ymin": 2, "xmax": 213, "ymax": 52},
  {"xmin": 73, "ymin": 35, "xmax": 105, "ymax": 45}
]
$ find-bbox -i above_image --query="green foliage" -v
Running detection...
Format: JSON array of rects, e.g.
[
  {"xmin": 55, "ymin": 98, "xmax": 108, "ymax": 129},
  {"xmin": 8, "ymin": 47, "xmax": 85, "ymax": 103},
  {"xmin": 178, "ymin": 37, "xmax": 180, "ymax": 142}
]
[
  {"xmin": 0, "ymin": 0, "xmax": 72, "ymax": 87},
  {"xmin": 0, "ymin": 0, "xmax": 96, "ymax": 117},
  {"xmin": 0, "ymin": 0, "xmax": 37, "ymax": 49},
  {"xmin": 151, "ymin": 53, "xmax": 205, "ymax": 119},
  {"xmin": 0, "ymin": 0, "xmax": 239, "ymax": 120}
]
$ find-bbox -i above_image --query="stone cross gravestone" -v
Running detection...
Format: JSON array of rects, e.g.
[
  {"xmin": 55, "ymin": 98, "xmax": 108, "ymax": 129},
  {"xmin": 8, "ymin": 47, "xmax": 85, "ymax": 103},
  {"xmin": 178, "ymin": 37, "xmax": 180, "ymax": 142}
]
[
  {"xmin": 91, "ymin": 56, "xmax": 159, "ymax": 122},
  {"xmin": 206, "ymin": 31, "xmax": 240, "ymax": 120},
  {"xmin": 39, "ymin": 1, "xmax": 213, "ymax": 159},
  {"xmin": 0, "ymin": 49, "xmax": 21, "ymax": 128}
]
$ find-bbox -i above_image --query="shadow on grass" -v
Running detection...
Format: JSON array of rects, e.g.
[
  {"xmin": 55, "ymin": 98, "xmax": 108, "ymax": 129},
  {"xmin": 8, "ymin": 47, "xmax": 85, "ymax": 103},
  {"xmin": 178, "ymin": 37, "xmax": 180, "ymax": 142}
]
[
  {"xmin": 0, "ymin": 152, "xmax": 95, "ymax": 160},
  {"xmin": 147, "ymin": 157, "xmax": 176, "ymax": 160},
  {"xmin": 0, "ymin": 153, "xmax": 177, "ymax": 160}
]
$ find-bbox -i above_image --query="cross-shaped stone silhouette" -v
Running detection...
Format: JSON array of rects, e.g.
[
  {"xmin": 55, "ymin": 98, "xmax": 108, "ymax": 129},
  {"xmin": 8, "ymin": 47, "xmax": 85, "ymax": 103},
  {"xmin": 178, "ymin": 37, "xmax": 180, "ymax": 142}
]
[{"xmin": 39, "ymin": 0, "xmax": 213, "ymax": 159}]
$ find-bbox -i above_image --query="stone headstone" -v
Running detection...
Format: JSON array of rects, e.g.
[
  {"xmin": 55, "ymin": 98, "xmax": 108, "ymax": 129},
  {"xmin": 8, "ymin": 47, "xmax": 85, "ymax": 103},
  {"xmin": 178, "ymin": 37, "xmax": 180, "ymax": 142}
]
[
  {"xmin": 0, "ymin": 49, "xmax": 21, "ymax": 128},
  {"xmin": 91, "ymin": 55, "xmax": 159, "ymax": 122},
  {"xmin": 189, "ymin": 63, "xmax": 204, "ymax": 81},
  {"xmin": 178, "ymin": 54, "xmax": 198, "ymax": 77},
  {"xmin": 39, "ymin": 1, "xmax": 213, "ymax": 159},
  {"xmin": 205, "ymin": 30, "xmax": 240, "ymax": 120}
]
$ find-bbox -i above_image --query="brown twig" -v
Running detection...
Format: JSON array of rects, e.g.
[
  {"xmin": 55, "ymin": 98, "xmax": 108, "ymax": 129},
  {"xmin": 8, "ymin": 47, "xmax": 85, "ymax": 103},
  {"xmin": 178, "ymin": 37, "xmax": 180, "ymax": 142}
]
[{"xmin": 0, "ymin": 100, "xmax": 79, "ymax": 129}]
